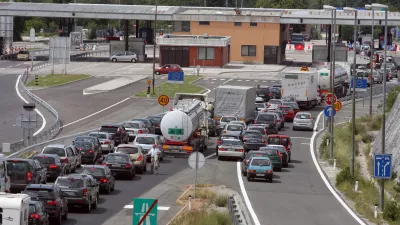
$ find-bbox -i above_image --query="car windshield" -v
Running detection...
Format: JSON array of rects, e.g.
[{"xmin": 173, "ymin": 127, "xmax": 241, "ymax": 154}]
[
  {"xmin": 297, "ymin": 114, "xmax": 312, "ymax": 119},
  {"xmin": 33, "ymin": 156, "xmax": 55, "ymax": 164},
  {"xmin": 268, "ymin": 137, "xmax": 281, "ymax": 145},
  {"xmin": 81, "ymin": 167, "xmax": 105, "ymax": 177},
  {"xmin": 105, "ymin": 155, "xmax": 130, "ymax": 163},
  {"xmin": 251, "ymin": 159, "xmax": 271, "ymax": 166},
  {"xmin": 244, "ymin": 132, "xmax": 262, "ymax": 139},
  {"xmin": 135, "ymin": 137, "xmax": 155, "ymax": 145},
  {"xmin": 75, "ymin": 137, "xmax": 95, "ymax": 143},
  {"xmin": 257, "ymin": 114, "xmax": 275, "ymax": 121},
  {"xmin": 6, "ymin": 161, "xmax": 29, "ymax": 173},
  {"xmin": 123, "ymin": 122, "xmax": 140, "ymax": 129},
  {"xmin": 56, "ymin": 178, "xmax": 84, "ymax": 188},
  {"xmin": 42, "ymin": 147, "xmax": 65, "ymax": 157},
  {"xmin": 19, "ymin": 51, "xmax": 28, "ymax": 54},
  {"xmin": 221, "ymin": 140, "xmax": 241, "ymax": 146},
  {"xmin": 23, "ymin": 189, "xmax": 54, "ymax": 199},
  {"xmin": 227, "ymin": 125, "xmax": 243, "ymax": 131},
  {"xmin": 100, "ymin": 126, "xmax": 118, "ymax": 133},
  {"xmin": 116, "ymin": 147, "xmax": 139, "ymax": 154},
  {"xmin": 221, "ymin": 117, "xmax": 236, "ymax": 122},
  {"xmin": 261, "ymin": 149, "xmax": 278, "ymax": 155},
  {"xmin": 74, "ymin": 142, "xmax": 93, "ymax": 149},
  {"xmin": 89, "ymin": 133, "xmax": 107, "ymax": 139},
  {"xmin": 284, "ymin": 102, "xmax": 299, "ymax": 109},
  {"xmin": 255, "ymin": 103, "xmax": 265, "ymax": 108},
  {"xmin": 279, "ymin": 107, "xmax": 292, "ymax": 112},
  {"xmin": 269, "ymin": 100, "xmax": 281, "ymax": 104}
]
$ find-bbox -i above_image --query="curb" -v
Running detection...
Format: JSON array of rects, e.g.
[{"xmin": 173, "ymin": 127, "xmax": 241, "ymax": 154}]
[
  {"xmin": 176, "ymin": 185, "xmax": 193, "ymax": 206},
  {"xmin": 26, "ymin": 75, "xmax": 94, "ymax": 90},
  {"xmin": 165, "ymin": 204, "xmax": 188, "ymax": 225}
]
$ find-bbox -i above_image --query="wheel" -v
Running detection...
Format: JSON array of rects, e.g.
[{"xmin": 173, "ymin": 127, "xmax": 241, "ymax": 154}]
[
  {"xmin": 289, "ymin": 156, "xmax": 291, "ymax": 163},
  {"xmin": 91, "ymin": 196, "xmax": 98, "ymax": 209},
  {"xmin": 277, "ymin": 168, "xmax": 282, "ymax": 172},
  {"xmin": 143, "ymin": 164, "xmax": 147, "ymax": 171},
  {"xmin": 155, "ymin": 71, "xmax": 160, "ymax": 75},
  {"xmin": 105, "ymin": 184, "xmax": 111, "ymax": 194},
  {"xmin": 268, "ymin": 178, "xmax": 273, "ymax": 183},
  {"xmin": 131, "ymin": 58, "xmax": 137, "ymax": 63},
  {"xmin": 243, "ymin": 169, "xmax": 247, "ymax": 176},
  {"xmin": 247, "ymin": 176, "xmax": 251, "ymax": 181},
  {"xmin": 112, "ymin": 58, "xmax": 117, "ymax": 62},
  {"xmin": 85, "ymin": 200, "xmax": 91, "ymax": 213},
  {"xmin": 217, "ymin": 156, "xmax": 222, "ymax": 160},
  {"xmin": 56, "ymin": 212, "xmax": 62, "ymax": 225},
  {"xmin": 62, "ymin": 206, "xmax": 68, "ymax": 220},
  {"xmin": 293, "ymin": 127, "xmax": 296, "ymax": 131},
  {"xmin": 111, "ymin": 182, "xmax": 115, "ymax": 191}
]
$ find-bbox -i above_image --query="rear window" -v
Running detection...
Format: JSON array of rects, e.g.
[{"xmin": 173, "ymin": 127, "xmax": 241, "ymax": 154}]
[
  {"xmin": 251, "ymin": 153, "xmax": 269, "ymax": 157},
  {"xmin": 251, "ymin": 159, "xmax": 271, "ymax": 166},
  {"xmin": 29, "ymin": 204, "xmax": 36, "ymax": 213},
  {"xmin": 244, "ymin": 132, "xmax": 262, "ymax": 139},
  {"xmin": 7, "ymin": 161, "xmax": 29, "ymax": 173},
  {"xmin": 42, "ymin": 147, "xmax": 65, "ymax": 157},
  {"xmin": 279, "ymin": 107, "xmax": 292, "ymax": 112},
  {"xmin": 105, "ymin": 155, "xmax": 130, "ymax": 163},
  {"xmin": 261, "ymin": 149, "xmax": 278, "ymax": 155},
  {"xmin": 33, "ymin": 156, "xmax": 55, "ymax": 164},
  {"xmin": 248, "ymin": 127, "xmax": 265, "ymax": 133},
  {"xmin": 116, "ymin": 147, "xmax": 139, "ymax": 154},
  {"xmin": 221, "ymin": 140, "xmax": 241, "ymax": 145},
  {"xmin": 123, "ymin": 122, "xmax": 140, "ymax": 129},
  {"xmin": 257, "ymin": 114, "xmax": 275, "ymax": 121},
  {"xmin": 56, "ymin": 178, "xmax": 84, "ymax": 188},
  {"xmin": 100, "ymin": 126, "xmax": 118, "ymax": 133},
  {"xmin": 269, "ymin": 100, "xmax": 281, "ymax": 104},
  {"xmin": 297, "ymin": 114, "xmax": 312, "ymax": 119},
  {"xmin": 227, "ymin": 125, "xmax": 243, "ymax": 131},
  {"xmin": 268, "ymin": 137, "xmax": 281, "ymax": 145},
  {"xmin": 89, "ymin": 133, "xmax": 107, "ymax": 139},
  {"xmin": 75, "ymin": 137, "xmax": 95, "ymax": 143},
  {"xmin": 135, "ymin": 137, "xmax": 155, "ymax": 144},
  {"xmin": 221, "ymin": 117, "xmax": 236, "ymax": 122},
  {"xmin": 255, "ymin": 103, "xmax": 265, "ymax": 108},
  {"xmin": 270, "ymin": 88, "xmax": 280, "ymax": 93},
  {"xmin": 81, "ymin": 167, "xmax": 105, "ymax": 177},
  {"xmin": 148, "ymin": 117, "xmax": 162, "ymax": 123},
  {"xmin": 74, "ymin": 142, "xmax": 93, "ymax": 149},
  {"xmin": 23, "ymin": 189, "xmax": 54, "ymax": 199},
  {"xmin": 284, "ymin": 103, "xmax": 299, "ymax": 109}
]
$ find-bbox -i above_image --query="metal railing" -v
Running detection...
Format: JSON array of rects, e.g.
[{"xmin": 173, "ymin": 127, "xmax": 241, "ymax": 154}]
[{"xmin": 227, "ymin": 195, "xmax": 247, "ymax": 225}]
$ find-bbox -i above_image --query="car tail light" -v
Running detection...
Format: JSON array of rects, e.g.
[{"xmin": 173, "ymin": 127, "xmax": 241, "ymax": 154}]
[
  {"xmin": 264, "ymin": 129, "xmax": 267, "ymax": 134},
  {"xmin": 30, "ymin": 213, "xmax": 40, "ymax": 219},
  {"xmin": 104, "ymin": 141, "xmax": 110, "ymax": 144},
  {"xmin": 61, "ymin": 158, "xmax": 69, "ymax": 164},
  {"xmin": 13, "ymin": 160, "xmax": 19, "ymax": 162},
  {"xmin": 245, "ymin": 160, "xmax": 249, "ymax": 164},
  {"xmin": 236, "ymin": 149, "xmax": 243, "ymax": 152},
  {"xmin": 269, "ymin": 93, "xmax": 273, "ymax": 97},
  {"xmin": 274, "ymin": 120, "xmax": 277, "ymax": 125},
  {"xmin": 47, "ymin": 200, "xmax": 57, "ymax": 206},
  {"xmin": 262, "ymin": 138, "xmax": 265, "ymax": 142},
  {"xmin": 27, "ymin": 172, "xmax": 32, "ymax": 181},
  {"xmin": 219, "ymin": 148, "xmax": 227, "ymax": 151},
  {"xmin": 137, "ymin": 155, "xmax": 142, "ymax": 161},
  {"xmin": 102, "ymin": 163, "xmax": 108, "ymax": 166},
  {"xmin": 138, "ymin": 130, "xmax": 143, "ymax": 134},
  {"xmin": 254, "ymin": 120, "xmax": 257, "ymax": 123},
  {"xmin": 88, "ymin": 150, "xmax": 93, "ymax": 154},
  {"xmin": 267, "ymin": 170, "xmax": 272, "ymax": 174},
  {"xmin": 100, "ymin": 178, "xmax": 107, "ymax": 183},
  {"xmin": 217, "ymin": 140, "xmax": 221, "ymax": 145},
  {"xmin": 125, "ymin": 164, "xmax": 132, "ymax": 168},
  {"xmin": 223, "ymin": 130, "xmax": 226, "ymax": 133},
  {"xmin": 249, "ymin": 170, "xmax": 256, "ymax": 173},
  {"xmin": 49, "ymin": 164, "xmax": 57, "ymax": 169},
  {"xmin": 277, "ymin": 151, "xmax": 282, "ymax": 157},
  {"xmin": 83, "ymin": 189, "xmax": 88, "ymax": 196}
]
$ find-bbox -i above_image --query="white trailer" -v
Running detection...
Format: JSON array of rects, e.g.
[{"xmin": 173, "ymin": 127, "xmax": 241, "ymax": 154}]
[
  {"xmin": 281, "ymin": 69, "xmax": 318, "ymax": 109},
  {"xmin": 0, "ymin": 192, "xmax": 30, "ymax": 225}
]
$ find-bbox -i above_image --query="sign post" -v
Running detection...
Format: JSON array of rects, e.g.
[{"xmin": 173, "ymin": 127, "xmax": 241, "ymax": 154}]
[
  {"xmin": 188, "ymin": 152, "xmax": 205, "ymax": 199},
  {"xmin": 158, "ymin": 95, "xmax": 169, "ymax": 112},
  {"xmin": 147, "ymin": 80, "xmax": 151, "ymax": 98},
  {"xmin": 30, "ymin": 28, "xmax": 35, "ymax": 71},
  {"xmin": 133, "ymin": 198, "xmax": 158, "ymax": 225}
]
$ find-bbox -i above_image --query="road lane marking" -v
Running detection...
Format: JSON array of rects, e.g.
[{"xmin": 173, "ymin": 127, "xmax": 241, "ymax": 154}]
[
  {"xmin": 212, "ymin": 79, "xmax": 217, "ymax": 80},
  {"xmin": 15, "ymin": 75, "xmax": 47, "ymax": 136},
  {"xmin": 123, "ymin": 205, "xmax": 170, "ymax": 210},
  {"xmin": 220, "ymin": 78, "xmax": 225, "ymax": 80},
  {"xmin": 236, "ymin": 161, "xmax": 261, "ymax": 225},
  {"xmin": 237, "ymin": 79, "xmax": 242, "ymax": 81},
  {"xmin": 311, "ymin": 110, "xmax": 367, "ymax": 225},
  {"xmin": 202, "ymin": 89, "xmax": 211, "ymax": 94},
  {"xmin": 65, "ymin": 62, "xmax": 101, "ymax": 73},
  {"xmin": 301, "ymin": 143, "xmax": 310, "ymax": 145},
  {"xmin": 245, "ymin": 80, "xmax": 250, "ymax": 81}
]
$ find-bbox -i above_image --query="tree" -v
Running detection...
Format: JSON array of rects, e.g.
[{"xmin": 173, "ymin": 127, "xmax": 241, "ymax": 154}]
[{"xmin": 256, "ymin": 0, "xmax": 307, "ymax": 9}]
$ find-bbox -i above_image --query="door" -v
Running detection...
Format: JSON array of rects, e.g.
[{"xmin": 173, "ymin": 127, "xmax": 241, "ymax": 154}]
[
  {"xmin": 263, "ymin": 46, "xmax": 278, "ymax": 64},
  {"xmin": 160, "ymin": 47, "xmax": 189, "ymax": 67}
]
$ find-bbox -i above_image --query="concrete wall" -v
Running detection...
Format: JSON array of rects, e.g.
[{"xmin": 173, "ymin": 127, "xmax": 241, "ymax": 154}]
[{"xmin": 110, "ymin": 38, "xmax": 145, "ymax": 61}]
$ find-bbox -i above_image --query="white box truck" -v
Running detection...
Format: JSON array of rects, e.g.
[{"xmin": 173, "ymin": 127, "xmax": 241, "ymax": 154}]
[
  {"xmin": 281, "ymin": 69, "xmax": 318, "ymax": 109},
  {"xmin": 0, "ymin": 192, "xmax": 30, "ymax": 225}
]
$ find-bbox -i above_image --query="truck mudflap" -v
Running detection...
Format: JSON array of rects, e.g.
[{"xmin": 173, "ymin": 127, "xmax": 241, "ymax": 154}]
[{"xmin": 162, "ymin": 145, "xmax": 193, "ymax": 154}]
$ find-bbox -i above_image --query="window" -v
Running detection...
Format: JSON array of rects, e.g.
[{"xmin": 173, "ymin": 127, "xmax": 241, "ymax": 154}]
[
  {"xmin": 199, "ymin": 21, "xmax": 210, "ymax": 25},
  {"xmin": 250, "ymin": 22, "xmax": 257, "ymax": 27},
  {"xmin": 241, "ymin": 45, "xmax": 256, "ymax": 56},
  {"xmin": 198, "ymin": 48, "xmax": 215, "ymax": 60},
  {"xmin": 234, "ymin": 22, "xmax": 242, "ymax": 26},
  {"xmin": 182, "ymin": 21, "xmax": 190, "ymax": 31}
]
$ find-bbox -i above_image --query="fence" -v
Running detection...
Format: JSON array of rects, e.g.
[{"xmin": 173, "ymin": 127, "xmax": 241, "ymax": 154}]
[{"xmin": 227, "ymin": 195, "xmax": 247, "ymax": 225}]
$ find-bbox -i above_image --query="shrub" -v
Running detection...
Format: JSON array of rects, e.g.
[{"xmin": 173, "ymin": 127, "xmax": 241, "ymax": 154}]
[
  {"xmin": 386, "ymin": 86, "xmax": 400, "ymax": 112},
  {"xmin": 336, "ymin": 167, "xmax": 355, "ymax": 185},
  {"xmin": 383, "ymin": 201, "xmax": 400, "ymax": 221},
  {"xmin": 214, "ymin": 195, "xmax": 228, "ymax": 207}
]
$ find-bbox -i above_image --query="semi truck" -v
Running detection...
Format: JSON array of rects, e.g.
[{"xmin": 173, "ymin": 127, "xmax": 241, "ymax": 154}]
[
  {"xmin": 281, "ymin": 69, "xmax": 318, "ymax": 109},
  {"xmin": 160, "ymin": 93, "xmax": 209, "ymax": 155},
  {"xmin": 213, "ymin": 85, "xmax": 257, "ymax": 124},
  {"xmin": 317, "ymin": 63, "xmax": 349, "ymax": 99}
]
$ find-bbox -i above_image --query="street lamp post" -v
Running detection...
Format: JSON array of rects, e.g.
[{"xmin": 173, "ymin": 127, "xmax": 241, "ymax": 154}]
[
  {"xmin": 323, "ymin": 5, "xmax": 337, "ymax": 160},
  {"xmin": 372, "ymin": 2, "xmax": 389, "ymax": 211},
  {"xmin": 365, "ymin": 4, "xmax": 374, "ymax": 116},
  {"xmin": 152, "ymin": 0, "xmax": 158, "ymax": 95},
  {"xmin": 343, "ymin": 7, "xmax": 357, "ymax": 177}
]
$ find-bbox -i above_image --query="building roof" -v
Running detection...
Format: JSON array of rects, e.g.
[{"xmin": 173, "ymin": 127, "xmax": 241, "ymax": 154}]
[
  {"xmin": 157, "ymin": 34, "xmax": 231, "ymax": 47},
  {"xmin": 0, "ymin": 2, "xmax": 399, "ymax": 25}
]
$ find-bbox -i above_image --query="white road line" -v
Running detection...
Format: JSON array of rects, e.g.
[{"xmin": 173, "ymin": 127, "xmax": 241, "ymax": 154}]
[
  {"xmin": 211, "ymin": 82, "xmax": 215, "ymax": 84},
  {"xmin": 123, "ymin": 205, "xmax": 170, "ymax": 210},
  {"xmin": 61, "ymin": 97, "xmax": 131, "ymax": 128},
  {"xmin": 15, "ymin": 75, "xmax": 46, "ymax": 136},
  {"xmin": 205, "ymin": 153, "xmax": 216, "ymax": 159},
  {"xmin": 69, "ymin": 63, "xmax": 100, "ymax": 73},
  {"xmin": 220, "ymin": 78, "xmax": 226, "ymax": 80},
  {"xmin": 237, "ymin": 79, "xmax": 242, "ymax": 81},
  {"xmin": 212, "ymin": 79, "xmax": 217, "ymax": 81},
  {"xmin": 203, "ymin": 89, "xmax": 211, "ymax": 94},
  {"xmin": 221, "ymin": 79, "xmax": 233, "ymax": 85},
  {"xmin": 311, "ymin": 111, "xmax": 366, "ymax": 225},
  {"xmin": 245, "ymin": 80, "xmax": 250, "ymax": 81},
  {"xmin": 301, "ymin": 143, "xmax": 310, "ymax": 145},
  {"xmin": 262, "ymin": 81, "xmax": 267, "ymax": 82},
  {"xmin": 236, "ymin": 162, "xmax": 261, "ymax": 225}
]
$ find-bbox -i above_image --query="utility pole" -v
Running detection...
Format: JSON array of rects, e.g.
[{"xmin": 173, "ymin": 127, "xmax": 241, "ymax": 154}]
[{"xmin": 152, "ymin": 0, "xmax": 158, "ymax": 95}]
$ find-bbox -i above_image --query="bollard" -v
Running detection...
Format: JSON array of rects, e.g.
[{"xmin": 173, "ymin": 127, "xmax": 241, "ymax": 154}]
[
  {"xmin": 374, "ymin": 205, "xmax": 378, "ymax": 218},
  {"xmin": 147, "ymin": 86, "xmax": 151, "ymax": 98},
  {"xmin": 188, "ymin": 195, "xmax": 192, "ymax": 211},
  {"xmin": 354, "ymin": 180, "xmax": 359, "ymax": 192},
  {"xmin": 333, "ymin": 158, "xmax": 337, "ymax": 170},
  {"xmin": 34, "ymin": 75, "xmax": 39, "ymax": 86}
]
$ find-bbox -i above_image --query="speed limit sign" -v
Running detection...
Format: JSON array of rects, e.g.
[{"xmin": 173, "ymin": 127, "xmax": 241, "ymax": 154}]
[{"xmin": 158, "ymin": 95, "xmax": 169, "ymax": 106}]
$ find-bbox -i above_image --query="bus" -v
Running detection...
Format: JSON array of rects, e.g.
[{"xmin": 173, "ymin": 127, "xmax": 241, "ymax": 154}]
[{"xmin": 290, "ymin": 33, "xmax": 305, "ymax": 50}]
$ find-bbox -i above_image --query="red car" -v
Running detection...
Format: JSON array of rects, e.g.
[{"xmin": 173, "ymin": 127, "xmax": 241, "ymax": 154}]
[
  {"xmin": 155, "ymin": 64, "xmax": 182, "ymax": 75},
  {"xmin": 278, "ymin": 105, "xmax": 295, "ymax": 121},
  {"xmin": 282, "ymin": 102, "xmax": 300, "ymax": 114}
]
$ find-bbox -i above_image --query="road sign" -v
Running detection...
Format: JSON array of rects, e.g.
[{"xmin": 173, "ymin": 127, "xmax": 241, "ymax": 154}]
[
  {"xmin": 374, "ymin": 154, "xmax": 393, "ymax": 179},
  {"xmin": 301, "ymin": 66, "xmax": 309, "ymax": 71},
  {"xmin": 147, "ymin": 80, "xmax": 151, "ymax": 85},
  {"xmin": 133, "ymin": 198, "xmax": 158, "ymax": 225},
  {"xmin": 168, "ymin": 128, "xmax": 184, "ymax": 135},
  {"xmin": 167, "ymin": 71, "xmax": 184, "ymax": 84},
  {"xmin": 30, "ymin": 28, "xmax": 35, "ymax": 42},
  {"xmin": 188, "ymin": 152, "xmax": 205, "ymax": 169},
  {"xmin": 158, "ymin": 95, "xmax": 169, "ymax": 106},
  {"xmin": 324, "ymin": 93, "xmax": 337, "ymax": 105},
  {"xmin": 350, "ymin": 79, "xmax": 368, "ymax": 92},
  {"xmin": 324, "ymin": 106, "xmax": 336, "ymax": 118},
  {"xmin": 334, "ymin": 101, "xmax": 342, "ymax": 112}
]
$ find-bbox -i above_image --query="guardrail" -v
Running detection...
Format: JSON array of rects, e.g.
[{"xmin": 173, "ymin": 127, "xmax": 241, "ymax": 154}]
[{"xmin": 227, "ymin": 195, "xmax": 246, "ymax": 225}]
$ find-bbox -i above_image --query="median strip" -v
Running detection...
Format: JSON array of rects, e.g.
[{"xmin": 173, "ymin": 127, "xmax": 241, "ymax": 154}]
[{"xmin": 26, "ymin": 74, "xmax": 92, "ymax": 87}]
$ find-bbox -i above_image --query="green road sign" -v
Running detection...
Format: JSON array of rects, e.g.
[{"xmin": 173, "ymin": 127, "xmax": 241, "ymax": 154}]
[
  {"xmin": 320, "ymin": 72, "xmax": 329, "ymax": 76},
  {"xmin": 133, "ymin": 198, "xmax": 158, "ymax": 225},
  {"xmin": 168, "ymin": 128, "xmax": 184, "ymax": 135}
]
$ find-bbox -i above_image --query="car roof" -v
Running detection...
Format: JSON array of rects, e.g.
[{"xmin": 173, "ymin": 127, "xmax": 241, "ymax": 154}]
[
  {"xmin": 124, "ymin": 120, "xmax": 143, "ymax": 124},
  {"xmin": 249, "ymin": 151, "xmax": 268, "ymax": 154},
  {"xmin": 34, "ymin": 154, "xmax": 58, "ymax": 158},
  {"xmin": 132, "ymin": 118, "xmax": 150, "ymax": 122},
  {"xmin": 117, "ymin": 144, "xmax": 142, "ymax": 148},
  {"xmin": 268, "ymin": 134, "xmax": 290, "ymax": 138},
  {"xmin": 297, "ymin": 111, "xmax": 312, "ymax": 115},
  {"xmin": 82, "ymin": 165, "xmax": 107, "ymax": 169},
  {"xmin": 267, "ymin": 144, "xmax": 285, "ymax": 148},
  {"xmin": 243, "ymin": 130, "xmax": 261, "ymax": 133},
  {"xmin": 221, "ymin": 134, "xmax": 239, "ymax": 138},
  {"xmin": 44, "ymin": 144, "xmax": 66, "ymax": 148},
  {"xmin": 221, "ymin": 139, "xmax": 241, "ymax": 142},
  {"xmin": 26, "ymin": 184, "xmax": 55, "ymax": 189},
  {"xmin": 89, "ymin": 131, "xmax": 109, "ymax": 135},
  {"xmin": 247, "ymin": 124, "xmax": 264, "ymax": 127},
  {"xmin": 7, "ymin": 158, "xmax": 31, "ymax": 162},
  {"xmin": 106, "ymin": 153, "xmax": 130, "ymax": 156},
  {"xmin": 101, "ymin": 124, "xmax": 119, "ymax": 127}
]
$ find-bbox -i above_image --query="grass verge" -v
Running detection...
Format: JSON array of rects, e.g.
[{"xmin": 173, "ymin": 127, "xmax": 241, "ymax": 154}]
[
  {"xmin": 170, "ymin": 209, "xmax": 232, "ymax": 225},
  {"xmin": 26, "ymin": 74, "xmax": 92, "ymax": 87},
  {"xmin": 135, "ymin": 76, "xmax": 205, "ymax": 98}
]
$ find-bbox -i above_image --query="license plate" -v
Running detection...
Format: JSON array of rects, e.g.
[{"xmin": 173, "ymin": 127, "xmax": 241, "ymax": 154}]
[
  {"xmin": 283, "ymin": 112, "xmax": 288, "ymax": 115},
  {"xmin": 249, "ymin": 140, "xmax": 258, "ymax": 143},
  {"xmin": 170, "ymin": 149, "xmax": 180, "ymax": 153},
  {"xmin": 256, "ymin": 174, "xmax": 265, "ymax": 177},
  {"xmin": 120, "ymin": 164, "xmax": 125, "ymax": 168},
  {"xmin": 300, "ymin": 124, "xmax": 308, "ymax": 126},
  {"xmin": 64, "ymin": 192, "xmax": 76, "ymax": 196},
  {"xmin": 229, "ymin": 148, "xmax": 235, "ymax": 151}
]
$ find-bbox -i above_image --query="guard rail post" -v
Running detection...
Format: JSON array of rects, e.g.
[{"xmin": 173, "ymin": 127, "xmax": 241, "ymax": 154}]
[{"xmin": 227, "ymin": 195, "xmax": 245, "ymax": 225}]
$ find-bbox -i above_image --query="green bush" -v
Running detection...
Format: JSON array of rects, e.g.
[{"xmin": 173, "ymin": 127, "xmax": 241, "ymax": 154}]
[
  {"xmin": 383, "ymin": 201, "xmax": 400, "ymax": 221},
  {"xmin": 336, "ymin": 167, "xmax": 355, "ymax": 185},
  {"xmin": 214, "ymin": 195, "xmax": 228, "ymax": 207},
  {"xmin": 386, "ymin": 86, "xmax": 400, "ymax": 113}
]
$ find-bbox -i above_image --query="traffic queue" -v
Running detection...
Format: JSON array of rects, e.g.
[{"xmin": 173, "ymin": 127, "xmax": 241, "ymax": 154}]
[{"xmin": 0, "ymin": 113, "xmax": 168, "ymax": 225}]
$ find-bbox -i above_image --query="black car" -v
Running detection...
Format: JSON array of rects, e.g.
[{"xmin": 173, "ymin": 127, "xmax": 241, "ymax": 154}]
[
  {"xmin": 132, "ymin": 118, "xmax": 156, "ymax": 134},
  {"xmin": 99, "ymin": 124, "xmax": 129, "ymax": 146},
  {"xmin": 32, "ymin": 154, "xmax": 67, "ymax": 181},
  {"xmin": 208, "ymin": 118, "xmax": 221, "ymax": 137},
  {"xmin": 146, "ymin": 115, "xmax": 163, "ymax": 135},
  {"xmin": 241, "ymin": 130, "xmax": 266, "ymax": 151},
  {"xmin": 80, "ymin": 165, "xmax": 116, "ymax": 194},
  {"xmin": 29, "ymin": 200, "xmax": 50, "ymax": 225},
  {"xmin": 55, "ymin": 174, "xmax": 99, "ymax": 213},
  {"xmin": 73, "ymin": 136, "xmax": 102, "ymax": 153},
  {"xmin": 269, "ymin": 86, "xmax": 281, "ymax": 99},
  {"xmin": 254, "ymin": 113, "xmax": 278, "ymax": 134},
  {"xmin": 23, "ymin": 184, "xmax": 68, "ymax": 225},
  {"xmin": 74, "ymin": 142, "xmax": 100, "ymax": 164},
  {"xmin": 256, "ymin": 85, "xmax": 273, "ymax": 102},
  {"xmin": 101, "ymin": 153, "xmax": 135, "ymax": 180},
  {"xmin": 6, "ymin": 158, "xmax": 47, "ymax": 193}
]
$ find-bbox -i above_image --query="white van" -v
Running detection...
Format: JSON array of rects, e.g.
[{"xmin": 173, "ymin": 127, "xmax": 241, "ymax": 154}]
[
  {"xmin": 0, "ymin": 154, "xmax": 10, "ymax": 192},
  {"xmin": 0, "ymin": 192, "xmax": 30, "ymax": 225}
]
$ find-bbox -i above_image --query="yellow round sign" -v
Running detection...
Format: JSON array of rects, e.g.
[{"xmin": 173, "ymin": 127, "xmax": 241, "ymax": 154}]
[
  {"xmin": 147, "ymin": 79, "xmax": 152, "ymax": 85},
  {"xmin": 334, "ymin": 101, "xmax": 342, "ymax": 112},
  {"xmin": 301, "ymin": 66, "xmax": 309, "ymax": 71},
  {"xmin": 158, "ymin": 95, "xmax": 169, "ymax": 106}
]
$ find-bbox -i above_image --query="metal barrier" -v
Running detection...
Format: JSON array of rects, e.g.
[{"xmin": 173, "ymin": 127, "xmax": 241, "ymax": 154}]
[{"xmin": 227, "ymin": 195, "xmax": 246, "ymax": 225}]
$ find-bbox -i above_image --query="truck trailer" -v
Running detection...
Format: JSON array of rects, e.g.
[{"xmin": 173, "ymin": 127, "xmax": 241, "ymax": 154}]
[
  {"xmin": 0, "ymin": 192, "xmax": 30, "ymax": 225},
  {"xmin": 160, "ymin": 93, "xmax": 209, "ymax": 155}
]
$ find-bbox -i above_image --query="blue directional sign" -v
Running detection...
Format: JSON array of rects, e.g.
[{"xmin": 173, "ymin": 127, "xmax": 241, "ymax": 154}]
[
  {"xmin": 324, "ymin": 106, "xmax": 336, "ymax": 118},
  {"xmin": 350, "ymin": 79, "xmax": 368, "ymax": 92},
  {"xmin": 133, "ymin": 198, "xmax": 158, "ymax": 225},
  {"xmin": 168, "ymin": 71, "xmax": 184, "ymax": 84},
  {"xmin": 374, "ymin": 154, "xmax": 393, "ymax": 179}
]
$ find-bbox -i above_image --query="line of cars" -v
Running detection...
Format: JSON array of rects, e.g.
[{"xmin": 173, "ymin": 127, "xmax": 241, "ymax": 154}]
[{"xmin": 0, "ymin": 114, "xmax": 169, "ymax": 225}]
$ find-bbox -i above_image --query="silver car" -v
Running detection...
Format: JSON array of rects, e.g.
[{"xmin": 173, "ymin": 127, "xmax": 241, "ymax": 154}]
[
  {"xmin": 222, "ymin": 124, "xmax": 244, "ymax": 136},
  {"xmin": 217, "ymin": 139, "xmax": 245, "ymax": 160},
  {"xmin": 110, "ymin": 51, "xmax": 138, "ymax": 63},
  {"xmin": 372, "ymin": 71, "xmax": 383, "ymax": 83},
  {"xmin": 255, "ymin": 103, "xmax": 267, "ymax": 112},
  {"xmin": 229, "ymin": 121, "xmax": 247, "ymax": 129},
  {"xmin": 293, "ymin": 112, "xmax": 314, "ymax": 131},
  {"xmin": 122, "ymin": 121, "xmax": 149, "ymax": 142},
  {"xmin": 219, "ymin": 116, "xmax": 238, "ymax": 130},
  {"xmin": 88, "ymin": 132, "xmax": 115, "ymax": 153},
  {"xmin": 133, "ymin": 134, "xmax": 165, "ymax": 161},
  {"xmin": 268, "ymin": 99, "xmax": 283, "ymax": 108}
]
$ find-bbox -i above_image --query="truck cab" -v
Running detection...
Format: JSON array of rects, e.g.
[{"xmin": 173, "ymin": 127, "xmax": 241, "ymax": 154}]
[{"xmin": 0, "ymin": 192, "xmax": 30, "ymax": 225}]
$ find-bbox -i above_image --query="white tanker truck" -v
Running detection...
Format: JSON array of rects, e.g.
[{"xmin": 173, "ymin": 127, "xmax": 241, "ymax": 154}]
[{"xmin": 160, "ymin": 93, "xmax": 209, "ymax": 154}]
